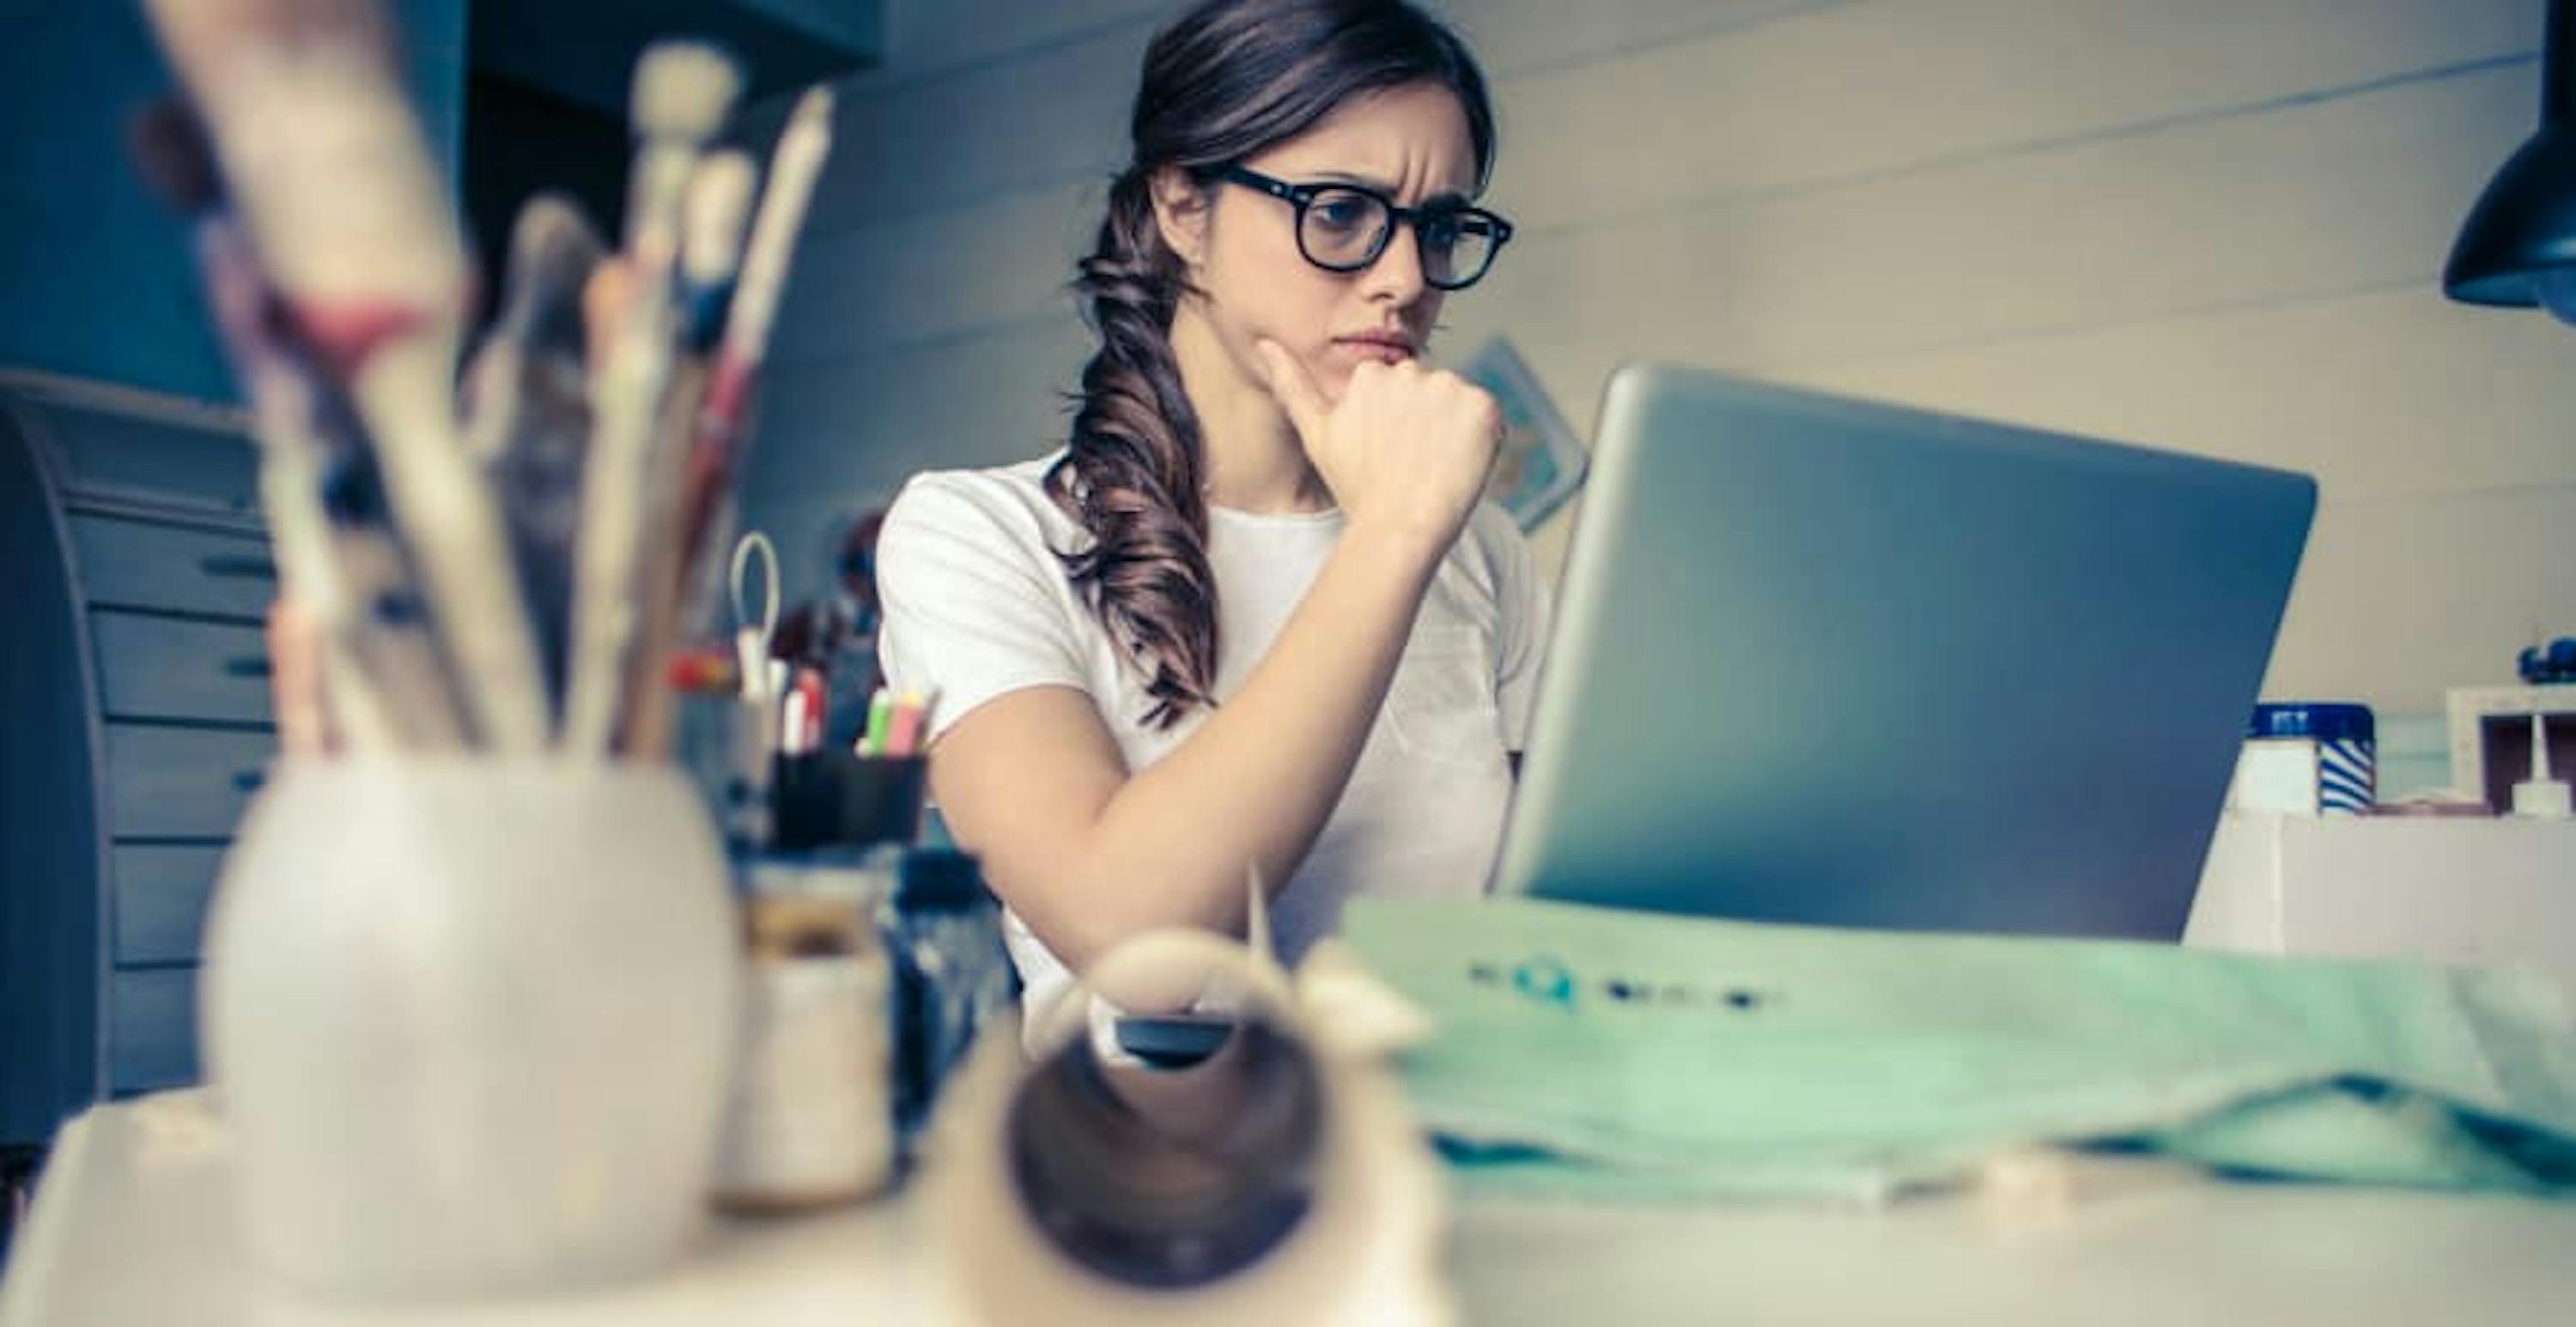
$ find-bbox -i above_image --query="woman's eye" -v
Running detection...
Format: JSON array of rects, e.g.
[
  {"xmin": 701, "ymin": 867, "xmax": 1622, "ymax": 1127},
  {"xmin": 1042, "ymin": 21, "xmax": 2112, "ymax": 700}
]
[{"xmin": 1310, "ymin": 196, "xmax": 1373, "ymax": 233}]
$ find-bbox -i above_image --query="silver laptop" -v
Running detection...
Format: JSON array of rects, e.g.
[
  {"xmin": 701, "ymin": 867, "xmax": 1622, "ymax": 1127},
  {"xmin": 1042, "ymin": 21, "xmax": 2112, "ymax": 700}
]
[{"xmin": 1491, "ymin": 364, "xmax": 2316, "ymax": 940}]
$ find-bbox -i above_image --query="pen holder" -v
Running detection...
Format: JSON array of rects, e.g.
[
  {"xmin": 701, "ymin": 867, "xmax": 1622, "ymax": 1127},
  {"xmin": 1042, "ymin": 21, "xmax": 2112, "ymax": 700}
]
[
  {"xmin": 202, "ymin": 759, "xmax": 742, "ymax": 1301},
  {"xmin": 772, "ymin": 752, "xmax": 928, "ymax": 851}
]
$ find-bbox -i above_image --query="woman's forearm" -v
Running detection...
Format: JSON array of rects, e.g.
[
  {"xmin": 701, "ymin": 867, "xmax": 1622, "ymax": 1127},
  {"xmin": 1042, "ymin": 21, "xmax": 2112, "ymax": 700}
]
[{"xmin": 1040, "ymin": 521, "xmax": 1443, "ymax": 965}]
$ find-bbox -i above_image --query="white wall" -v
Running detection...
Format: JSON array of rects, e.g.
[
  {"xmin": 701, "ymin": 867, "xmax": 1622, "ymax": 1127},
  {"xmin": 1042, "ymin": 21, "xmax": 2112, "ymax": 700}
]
[{"xmin": 742, "ymin": 0, "xmax": 2574, "ymax": 757}]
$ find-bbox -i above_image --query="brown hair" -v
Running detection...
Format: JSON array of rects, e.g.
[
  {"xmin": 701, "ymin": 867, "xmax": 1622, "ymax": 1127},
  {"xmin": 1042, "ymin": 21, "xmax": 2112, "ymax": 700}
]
[{"xmin": 1044, "ymin": 0, "xmax": 1497, "ymax": 727}]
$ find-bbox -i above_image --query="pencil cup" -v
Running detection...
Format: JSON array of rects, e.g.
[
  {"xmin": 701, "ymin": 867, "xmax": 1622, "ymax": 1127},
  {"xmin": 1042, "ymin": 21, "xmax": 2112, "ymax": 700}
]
[
  {"xmin": 771, "ymin": 752, "xmax": 927, "ymax": 851},
  {"xmin": 202, "ymin": 759, "xmax": 743, "ymax": 1301}
]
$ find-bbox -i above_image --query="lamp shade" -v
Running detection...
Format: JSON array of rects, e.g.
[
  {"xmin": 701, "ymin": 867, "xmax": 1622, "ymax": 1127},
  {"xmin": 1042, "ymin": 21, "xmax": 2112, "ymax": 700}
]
[{"xmin": 2444, "ymin": 0, "xmax": 2576, "ymax": 321}]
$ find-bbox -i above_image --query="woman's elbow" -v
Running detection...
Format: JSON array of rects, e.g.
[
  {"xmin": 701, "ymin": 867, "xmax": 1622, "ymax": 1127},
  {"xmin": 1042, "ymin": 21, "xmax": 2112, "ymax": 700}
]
[{"xmin": 985, "ymin": 855, "xmax": 1242, "ymax": 976}]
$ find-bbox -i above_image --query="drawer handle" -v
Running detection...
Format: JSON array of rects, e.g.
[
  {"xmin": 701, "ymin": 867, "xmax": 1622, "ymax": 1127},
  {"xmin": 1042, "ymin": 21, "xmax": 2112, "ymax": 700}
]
[
  {"xmin": 223, "ymin": 655, "xmax": 273, "ymax": 679},
  {"xmin": 232, "ymin": 769, "xmax": 266, "ymax": 794},
  {"xmin": 199, "ymin": 554, "xmax": 278, "ymax": 581}
]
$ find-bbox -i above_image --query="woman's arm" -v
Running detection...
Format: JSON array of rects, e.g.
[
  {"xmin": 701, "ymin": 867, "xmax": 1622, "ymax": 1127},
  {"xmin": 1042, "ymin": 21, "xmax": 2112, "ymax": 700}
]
[
  {"xmin": 926, "ymin": 349, "xmax": 1499, "ymax": 971},
  {"xmin": 928, "ymin": 517, "xmax": 1444, "ymax": 969}
]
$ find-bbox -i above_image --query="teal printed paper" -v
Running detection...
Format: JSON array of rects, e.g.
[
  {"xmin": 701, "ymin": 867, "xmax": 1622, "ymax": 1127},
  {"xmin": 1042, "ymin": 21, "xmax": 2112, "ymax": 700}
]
[{"xmin": 1341, "ymin": 898, "xmax": 2576, "ymax": 1200}]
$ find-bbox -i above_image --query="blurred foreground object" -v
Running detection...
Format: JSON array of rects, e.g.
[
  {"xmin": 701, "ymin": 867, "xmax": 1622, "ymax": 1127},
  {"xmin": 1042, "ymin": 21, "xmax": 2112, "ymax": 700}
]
[
  {"xmin": 127, "ymin": 0, "xmax": 845, "ymax": 1302},
  {"xmin": 134, "ymin": 2, "xmax": 839, "ymax": 760},
  {"xmin": 926, "ymin": 883, "xmax": 1452, "ymax": 1326}
]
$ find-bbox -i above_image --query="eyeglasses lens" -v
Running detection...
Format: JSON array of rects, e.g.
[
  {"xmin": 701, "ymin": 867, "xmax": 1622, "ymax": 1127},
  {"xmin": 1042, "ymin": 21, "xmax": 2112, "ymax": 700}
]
[{"xmin": 1295, "ymin": 187, "xmax": 1498, "ymax": 289}]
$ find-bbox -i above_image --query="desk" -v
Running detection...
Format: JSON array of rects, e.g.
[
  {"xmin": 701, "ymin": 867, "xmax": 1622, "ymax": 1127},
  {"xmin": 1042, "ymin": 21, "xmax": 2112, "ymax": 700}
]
[{"xmin": 6, "ymin": 1092, "xmax": 2575, "ymax": 1324}]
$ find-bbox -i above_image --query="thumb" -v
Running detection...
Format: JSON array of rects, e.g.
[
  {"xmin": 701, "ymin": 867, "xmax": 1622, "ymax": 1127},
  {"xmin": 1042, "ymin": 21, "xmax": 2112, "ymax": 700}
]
[{"xmin": 1255, "ymin": 338, "xmax": 1327, "ymax": 442}]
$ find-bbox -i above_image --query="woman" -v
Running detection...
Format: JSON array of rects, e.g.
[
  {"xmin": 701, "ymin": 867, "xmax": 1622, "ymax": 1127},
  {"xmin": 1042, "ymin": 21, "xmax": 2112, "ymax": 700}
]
[{"xmin": 876, "ymin": 0, "xmax": 1545, "ymax": 1027}]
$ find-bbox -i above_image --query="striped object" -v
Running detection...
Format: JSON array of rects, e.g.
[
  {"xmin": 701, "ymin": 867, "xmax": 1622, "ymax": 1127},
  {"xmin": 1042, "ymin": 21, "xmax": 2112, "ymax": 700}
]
[
  {"xmin": 2232, "ymin": 703, "xmax": 2378, "ymax": 816},
  {"xmin": 2315, "ymin": 738, "xmax": 2376, "ymax": 815}
]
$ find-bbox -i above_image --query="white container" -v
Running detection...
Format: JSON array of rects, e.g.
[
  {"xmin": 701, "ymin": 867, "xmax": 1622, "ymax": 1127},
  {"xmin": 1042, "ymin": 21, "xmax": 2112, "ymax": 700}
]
[
  {"xmin": 201, "ymin": 760, "xmax": 743, "ymax": 1301},
  {"xmin": 2186, "ymin": 811, "xmax": 2576, "ymax": 1018},
  {"xmin": 711, "ymin": 952, "xmax": 895, "ymax": 1208},
  {"xmin": 2227, "ymin": 703, "xmax": 2374, "ymax": 815},
  {"xmin": 712, "ymin": 886, "xmax": 897, "ymax": 1211}
]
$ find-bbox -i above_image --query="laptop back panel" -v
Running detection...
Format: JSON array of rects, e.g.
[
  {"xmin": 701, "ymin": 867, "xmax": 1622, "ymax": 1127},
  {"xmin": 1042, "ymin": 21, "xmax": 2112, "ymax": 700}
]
[{"xmin": 1492, "ymin": 365, "xmax": 2315, "ymax": 940}]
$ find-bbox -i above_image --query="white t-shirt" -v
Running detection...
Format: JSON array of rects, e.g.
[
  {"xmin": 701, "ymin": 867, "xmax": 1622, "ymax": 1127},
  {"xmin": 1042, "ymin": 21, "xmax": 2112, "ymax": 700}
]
[{"xmin": 874, "ymin": 454, "xmax": 1550, "ymax": 1026}]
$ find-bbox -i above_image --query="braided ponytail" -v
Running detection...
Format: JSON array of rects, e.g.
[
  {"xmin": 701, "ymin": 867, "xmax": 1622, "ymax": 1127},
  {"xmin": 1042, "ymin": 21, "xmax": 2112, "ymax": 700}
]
[
  {"xmin": 1043, "ymin": 0, "xmax": 1498, "ymax": 728},
  {"xmin": 1043, "ymin": 172, "xmax": 1218, "ymax": 728}
]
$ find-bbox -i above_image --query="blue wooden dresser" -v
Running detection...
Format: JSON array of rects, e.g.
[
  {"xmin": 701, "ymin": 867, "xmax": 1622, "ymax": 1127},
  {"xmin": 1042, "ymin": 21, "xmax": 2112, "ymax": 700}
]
[{"xmin": 1, "ymin": 369, "xmax": 272, "ymax": 1157}]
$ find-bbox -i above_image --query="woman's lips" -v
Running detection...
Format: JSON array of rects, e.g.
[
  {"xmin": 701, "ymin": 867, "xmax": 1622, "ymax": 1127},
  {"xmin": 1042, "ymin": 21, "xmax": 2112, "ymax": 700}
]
[{"xmin": 1332, "ymin": 336, "xmax": 1416, "ymax": 364}]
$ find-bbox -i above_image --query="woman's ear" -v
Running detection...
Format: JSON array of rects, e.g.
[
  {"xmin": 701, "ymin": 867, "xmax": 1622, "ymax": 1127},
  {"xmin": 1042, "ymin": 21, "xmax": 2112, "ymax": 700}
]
[{"xmin": 1148, "ymin": 165, "xmax": 1211, "ymax": 269}]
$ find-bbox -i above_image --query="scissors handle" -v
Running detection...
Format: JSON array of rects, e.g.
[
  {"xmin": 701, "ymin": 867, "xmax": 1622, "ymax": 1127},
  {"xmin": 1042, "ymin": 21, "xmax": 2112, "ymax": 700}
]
[{"xmin": 730, "ymin": 531, "xmax": 780, "ymax": 698}]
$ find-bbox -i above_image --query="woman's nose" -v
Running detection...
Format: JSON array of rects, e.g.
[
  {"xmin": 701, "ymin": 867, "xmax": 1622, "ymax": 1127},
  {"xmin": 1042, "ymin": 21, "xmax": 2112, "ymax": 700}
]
[{"xmin": 1357, "ymin": 222, "xmax": 1429, "ymax": 305}]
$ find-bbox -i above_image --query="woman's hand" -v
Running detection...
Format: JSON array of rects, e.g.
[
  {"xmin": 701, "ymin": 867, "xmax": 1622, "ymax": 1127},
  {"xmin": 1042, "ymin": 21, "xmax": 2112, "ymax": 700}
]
[
  {"xmin": 1256, "ymin": 338, "xmax": 1502, "ymax": 557},
  {"xmin": 921, "ymin": 345, "xmax": 1502, "ymax": 969}
]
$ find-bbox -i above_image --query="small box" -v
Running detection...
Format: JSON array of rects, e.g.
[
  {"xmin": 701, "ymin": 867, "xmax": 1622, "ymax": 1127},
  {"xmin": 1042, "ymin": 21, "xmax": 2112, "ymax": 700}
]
[
  {"xmin": 2187, "ymin": 812, "xmax": 2576, "ymax": 1017},
  {"xmin": 2227, "ymin": 702, "xmax": 2373, "ymax": 815}
]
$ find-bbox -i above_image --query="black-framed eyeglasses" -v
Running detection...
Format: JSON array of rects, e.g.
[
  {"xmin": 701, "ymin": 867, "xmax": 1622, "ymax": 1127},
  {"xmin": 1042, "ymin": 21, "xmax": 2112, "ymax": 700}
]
[{"xmin": 1215, "ymin": 164, "xmax": 1513, "ymax": 291}]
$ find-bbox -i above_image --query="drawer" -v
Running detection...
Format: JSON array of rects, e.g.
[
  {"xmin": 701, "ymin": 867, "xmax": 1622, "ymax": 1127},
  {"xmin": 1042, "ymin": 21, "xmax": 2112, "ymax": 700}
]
[
  {"xmin": 112, "ymin": 845, "xmax": 228, "ymax": 965},
  {"xmin": 91, "ymin": 612, "xmax": 275, "ymax": 724},
  {"xmin": 17, "ymin": 393, "xmax": 259, "ymax": 515},
  {"xmin": 104, "ymin": 724, "xmax": 273, "ymax": 839},
  {"xmin": 108, "ymin": 968, "xmax": 200, "ymax": 1094},
  {"xmin": 68, "ymin": 514, "xmax": 275, "ymax": 619}
]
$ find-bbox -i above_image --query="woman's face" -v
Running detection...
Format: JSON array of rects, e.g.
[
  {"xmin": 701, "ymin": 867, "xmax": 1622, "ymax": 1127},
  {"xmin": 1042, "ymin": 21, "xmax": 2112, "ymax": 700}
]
[{"xmin": 1161, "ymin": 82, "xmax": 1482, "ymax": 404}]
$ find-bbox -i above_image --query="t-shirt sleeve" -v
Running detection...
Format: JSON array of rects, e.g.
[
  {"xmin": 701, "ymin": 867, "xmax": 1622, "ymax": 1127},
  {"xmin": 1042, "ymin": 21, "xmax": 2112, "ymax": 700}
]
[
  {"xmin": 874, "ymin": 473, "xmax": 1092, "ymax": 745},
  {"xmin": 1487, "ymin": 507, "xmax": 1554, "ymax": 752}
]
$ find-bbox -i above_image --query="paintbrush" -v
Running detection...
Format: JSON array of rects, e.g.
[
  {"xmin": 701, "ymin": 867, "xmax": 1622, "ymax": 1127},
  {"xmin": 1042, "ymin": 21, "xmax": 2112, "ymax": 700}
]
[
  {"xmin": 680, "ymin": 149, "xmax": 757, "ymax": 353},
  {"xmin": 562, "ymin": 40, "xmax": 742, "ymax": 757},
  {"xmin": 141, "ymin": 0, "xmax": 552, "ymax": 752},
  {"xmin": 673, "ymin": 86, "xmax": 836, "ymax": 627},
  {"xmin": 459, "ymin": 194, "xmax": 606, "ymax": 709},
  {"xmin": 620, "ymin": 152, "xmax": 761, "ymax": 757},
  {"xmin": 129, "ymin": 96, "xmax": 464, "ymax": 752},
  {"xmin": 719, "ymin": 88, "xmax": 835, "ymax": 405}
]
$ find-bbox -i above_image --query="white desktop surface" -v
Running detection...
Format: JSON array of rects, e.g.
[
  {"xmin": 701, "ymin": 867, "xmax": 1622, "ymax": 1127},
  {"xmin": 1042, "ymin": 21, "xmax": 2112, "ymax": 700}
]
[{"xmin": 7, "ymin": 1091, "xmax": 2575, "ymax": 1325}]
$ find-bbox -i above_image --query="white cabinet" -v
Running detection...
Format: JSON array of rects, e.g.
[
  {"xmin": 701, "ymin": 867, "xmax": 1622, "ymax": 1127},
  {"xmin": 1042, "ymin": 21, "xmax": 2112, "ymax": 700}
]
[{"xmin": 2187, "ymin": 811, "xmax": 2576, "ymax": 1014}]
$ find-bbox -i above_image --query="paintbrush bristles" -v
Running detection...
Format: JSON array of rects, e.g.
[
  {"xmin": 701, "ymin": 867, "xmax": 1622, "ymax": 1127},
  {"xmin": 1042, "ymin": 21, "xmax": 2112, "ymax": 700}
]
[
  {"xmin": 631, "ymin": 41, "xmax": 742, "ymax": 143},
  {"xmin": 620, "ymin": 41, "xmax": 739, "ymax": 265},
  {"xmin": 136, "ymin": 9, "xmax": 846, "ymax": 763},
  {"xmin": 682, "ymin": 152, "xmax": 756, "ymax": 288},
  {"xmin": 723, "ymin": 86, "xmax": 835, "ymax": 363},
  {"xmin": 460, "ymin": 195, "xmax": 603, "ymax": 464}
]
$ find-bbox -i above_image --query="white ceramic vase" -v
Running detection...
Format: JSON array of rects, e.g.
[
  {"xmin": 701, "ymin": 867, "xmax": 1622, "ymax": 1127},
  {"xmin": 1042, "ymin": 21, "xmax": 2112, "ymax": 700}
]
[{"xmin": 202, "ymin": 759, "xmax": 742, "ymax": 1300}]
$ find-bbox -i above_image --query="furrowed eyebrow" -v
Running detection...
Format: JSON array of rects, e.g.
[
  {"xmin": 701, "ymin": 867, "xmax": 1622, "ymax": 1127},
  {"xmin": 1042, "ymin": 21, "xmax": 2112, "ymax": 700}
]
[{"xmin": 1306, "ymin": 170, "xmax": 1474, "ymax": 210}]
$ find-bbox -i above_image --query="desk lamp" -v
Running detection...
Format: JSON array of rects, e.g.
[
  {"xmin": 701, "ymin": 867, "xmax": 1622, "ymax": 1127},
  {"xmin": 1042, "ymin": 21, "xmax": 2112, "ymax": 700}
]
[{"xmin": 2445, "ymin": 0, "xmax": 2576, "ymax": 322}]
